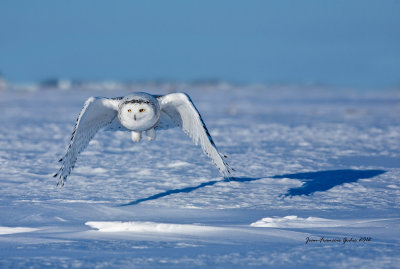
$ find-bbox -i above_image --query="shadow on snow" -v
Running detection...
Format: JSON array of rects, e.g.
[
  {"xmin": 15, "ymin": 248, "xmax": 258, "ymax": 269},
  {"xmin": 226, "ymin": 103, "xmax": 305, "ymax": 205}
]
[
  {"xmin": 118, "ymin": 169, "xmax": 385, "ymax": 206},
  {"xmin": 274, "ymin": 169, "xmax": 385, "ymax": 197},
  {"xmin": 118, "ymin": 177, "xmax": 258, "ymax": 206}
]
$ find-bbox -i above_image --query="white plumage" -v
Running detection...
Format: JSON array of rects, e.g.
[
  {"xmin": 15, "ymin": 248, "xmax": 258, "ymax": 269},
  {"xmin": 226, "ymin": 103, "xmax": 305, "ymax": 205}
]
[{"xmin": 55, "ymin": 92, "xmax": 234, "ymax": 186}]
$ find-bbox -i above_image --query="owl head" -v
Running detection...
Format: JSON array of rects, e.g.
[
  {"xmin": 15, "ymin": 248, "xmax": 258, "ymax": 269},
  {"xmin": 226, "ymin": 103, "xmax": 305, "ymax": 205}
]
[{"xmin": 118, "ymin": 93, "xmax": 160, "ymax": 131}]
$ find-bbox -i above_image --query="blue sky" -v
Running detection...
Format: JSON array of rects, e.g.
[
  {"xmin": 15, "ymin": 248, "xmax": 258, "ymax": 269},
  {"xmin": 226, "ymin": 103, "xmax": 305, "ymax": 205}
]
[{"xmin": 0, "ymin": 0, "xmax": 399, "ymax": 87}]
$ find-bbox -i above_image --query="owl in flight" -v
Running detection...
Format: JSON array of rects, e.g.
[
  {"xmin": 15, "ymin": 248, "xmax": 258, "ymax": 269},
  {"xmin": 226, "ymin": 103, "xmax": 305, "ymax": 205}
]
[{"xmin": 55, "ymin": 92, "xmax": 233, "ymax": 186}]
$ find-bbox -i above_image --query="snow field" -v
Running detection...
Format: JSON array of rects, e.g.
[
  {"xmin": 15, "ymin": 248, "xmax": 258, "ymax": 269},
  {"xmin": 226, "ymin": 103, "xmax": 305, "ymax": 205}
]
[{"xmin": 0, "ymin": 84, "xmax": 399, "ymax": 268}]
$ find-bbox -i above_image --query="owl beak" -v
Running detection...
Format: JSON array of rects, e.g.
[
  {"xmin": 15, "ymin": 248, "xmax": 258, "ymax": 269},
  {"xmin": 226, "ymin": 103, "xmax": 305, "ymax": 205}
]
[{"xmin": 134, "ymin": 114, "xmax": 137, "ymax": 121}]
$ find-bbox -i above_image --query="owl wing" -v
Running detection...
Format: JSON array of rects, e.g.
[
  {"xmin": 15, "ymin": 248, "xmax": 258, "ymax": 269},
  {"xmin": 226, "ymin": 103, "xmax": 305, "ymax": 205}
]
[
  {"xmin": 155, "ymin": 93, "xmax": 233, "ymax": 179},
  {"xmin": 55, "ymin": 97, "xmax": 120, "ymax": 186}
]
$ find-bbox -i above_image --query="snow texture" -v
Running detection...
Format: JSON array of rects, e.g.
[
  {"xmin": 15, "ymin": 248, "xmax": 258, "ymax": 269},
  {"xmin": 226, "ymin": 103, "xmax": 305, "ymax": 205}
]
[{"xmin": 0, "ymin": 83, "xmax": 399, "ymax": 268}]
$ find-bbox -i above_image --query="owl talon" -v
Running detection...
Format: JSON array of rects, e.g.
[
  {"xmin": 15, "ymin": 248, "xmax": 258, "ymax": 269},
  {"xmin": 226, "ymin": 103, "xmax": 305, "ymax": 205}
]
[
  {"xmin": 146, "ymin": 128, "xmax": 156, "ymax": 141},
  {"xmin": 131, "ymin": 131, "xmax": 142, "ymax": 142}
]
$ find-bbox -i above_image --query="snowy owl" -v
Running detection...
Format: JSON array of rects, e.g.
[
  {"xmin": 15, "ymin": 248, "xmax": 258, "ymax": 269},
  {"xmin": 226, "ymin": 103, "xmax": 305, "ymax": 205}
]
[{"xmin": 55, "ymin": 92, "xmax": 234, "ymax": 186}]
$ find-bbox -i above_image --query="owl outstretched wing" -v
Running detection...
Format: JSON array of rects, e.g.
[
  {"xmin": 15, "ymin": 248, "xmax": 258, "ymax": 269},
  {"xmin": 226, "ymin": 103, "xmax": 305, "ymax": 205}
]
[
  {"xmin": 155, "ymin": 93, "xmax": 234, "ymax": 179},
  {"xmin": 55, "ymin": 97, "xmax": 120, "ymax": 187}
]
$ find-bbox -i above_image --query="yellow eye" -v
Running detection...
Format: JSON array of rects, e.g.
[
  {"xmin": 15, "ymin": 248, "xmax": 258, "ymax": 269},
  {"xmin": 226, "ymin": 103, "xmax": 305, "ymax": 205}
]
[
  {"xmin": 127, "ymin": 109, "xmax": 131, "ymax": 112},
  {"xmin": 139, "ymin": 108, "xmax": 145, "ymax": 112}
]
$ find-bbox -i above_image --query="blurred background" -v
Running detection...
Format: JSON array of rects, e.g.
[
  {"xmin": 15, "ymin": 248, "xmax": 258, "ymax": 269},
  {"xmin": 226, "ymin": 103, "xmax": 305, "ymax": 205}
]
[{"xmin": 0, "ymin": 0, "xmax": 399, "ymax": 89}]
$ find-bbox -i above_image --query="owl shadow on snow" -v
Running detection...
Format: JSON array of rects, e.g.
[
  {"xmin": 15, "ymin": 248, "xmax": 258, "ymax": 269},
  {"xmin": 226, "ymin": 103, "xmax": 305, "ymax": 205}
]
[{"xmin": 118, "ymin": 169, "xmax": 385, "ymax": 206}]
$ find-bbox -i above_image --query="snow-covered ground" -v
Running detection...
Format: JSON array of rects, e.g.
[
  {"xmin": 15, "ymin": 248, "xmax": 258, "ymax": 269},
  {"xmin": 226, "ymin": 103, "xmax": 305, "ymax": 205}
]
[{"xmin": 0, "ymin": 83, "xmax": 399, "ymax": 268}]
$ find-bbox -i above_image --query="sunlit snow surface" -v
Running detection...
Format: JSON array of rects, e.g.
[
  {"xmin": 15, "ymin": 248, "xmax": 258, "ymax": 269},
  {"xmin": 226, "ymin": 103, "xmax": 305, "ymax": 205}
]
[{"xmin": 0, "ymin": 84, "xmax": 399, "ymax": 268}]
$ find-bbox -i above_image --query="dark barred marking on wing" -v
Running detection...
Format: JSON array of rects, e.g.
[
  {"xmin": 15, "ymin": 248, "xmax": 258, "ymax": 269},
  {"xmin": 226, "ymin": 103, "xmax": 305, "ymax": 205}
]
[
  {"xmin": 157, "ymin": 93, "xmax": 235, "ymax": 180},
  {"xmin": 183, "ymin": 94, "xmax": 234, "ymax": 177},
  {"xmin": 55, "ymin": 97, "xmax": 119, "ymax": 187},
  {"xmin": 185, "ymin": 94, "xmax": 217, "ymax": 148}
]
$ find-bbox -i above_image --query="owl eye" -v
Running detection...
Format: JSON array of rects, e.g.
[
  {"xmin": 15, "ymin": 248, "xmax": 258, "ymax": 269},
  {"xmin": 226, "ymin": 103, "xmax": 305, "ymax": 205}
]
[
  {"xmin": 127, "ymin": 109, "xmax": 132, "ymax": 112},
  {"xmin": 139, "ymin": 108, "xmax": 145, "ymax": 112}
]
